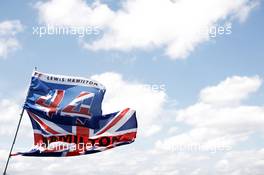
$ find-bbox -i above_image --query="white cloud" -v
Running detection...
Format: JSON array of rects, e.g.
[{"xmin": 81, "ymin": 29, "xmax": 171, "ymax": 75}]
[
  {"xmin": 0, "ymin": 20, "xmax": 23, "ymax": 58},
  {"xmin": 2, "ymin": 74, "xmax": 264, "ymax": 175},
  {"xmin": 0, "ymin": 99, "xmax": 24, "ymax": 136},
  {"xmin": 36, "ymin": 0, "xmax": 259, "ymax": 59},
  {"xmin": 156, "ymin": 76, "xmax": 264, "ymax": 151},
  {"xmin": 2, "ymin": 147, "xmax": 264, "ymax": 175},
  {"xmin": 199, "ymin": 76, "xmax": 262, "ymax": 106},
  {"xmin": 0, "ymin": 99, "xmax": 32, "ymax": 139},
  {"xmin": 35, "ymin": 0, "xmax": 115, "ymax": 27},
  {"xmin": 0, "ymin": 147, "xmax": 212, "ymax": 175},
  {"xmin": 215, "ymin": 149, "xmax": 264, "ymax": 175},
  {"xmin": 91, "ymin": 72, "xmax": 167, "ymax": 137}
]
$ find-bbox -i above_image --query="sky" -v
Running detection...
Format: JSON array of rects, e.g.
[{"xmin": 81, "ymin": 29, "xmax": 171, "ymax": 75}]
[{"xmin": 0, "ymin": 0, "xmax": 264, "ymax": 174}]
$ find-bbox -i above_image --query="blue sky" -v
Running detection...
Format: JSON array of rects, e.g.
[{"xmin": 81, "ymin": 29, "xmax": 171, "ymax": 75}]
[
  {"xmin": 1, "ymin": 0, "xmax": 264, "ymax": 174},
  {"xmin": 0, "ymin": 0, "xmax": 264, "ymax": 107}
]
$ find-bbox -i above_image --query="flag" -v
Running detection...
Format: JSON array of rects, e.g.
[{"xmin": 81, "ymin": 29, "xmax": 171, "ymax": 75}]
[
  {"xmin": 13, "ymin": 71, "xmax": 137, "ymax": 157},
  {"xmin": 25, "ymin": 71, "xmax": 106, "ymax": 117}
]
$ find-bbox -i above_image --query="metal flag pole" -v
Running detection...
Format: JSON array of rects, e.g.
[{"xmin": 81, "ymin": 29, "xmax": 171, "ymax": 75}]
[
  {"xmin": 2, "ymin": 67, "xmax": 37, "ymax": 175},
  {"xmin": 3, "ymin": 108, "xmax": 25, "ymax": 175}
]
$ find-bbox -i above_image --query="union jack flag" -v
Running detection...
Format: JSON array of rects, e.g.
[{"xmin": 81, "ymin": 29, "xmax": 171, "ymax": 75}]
[{"xmin": 12, "ymin": 71, "xmax": 137, "ymax": 157}]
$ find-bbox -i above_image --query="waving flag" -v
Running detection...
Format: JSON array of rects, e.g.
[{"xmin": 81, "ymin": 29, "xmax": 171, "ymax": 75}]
[
  {"xmin": 25, "ymin": 71, "xmax": 106, "ymax": 117},
  {"xmin": 13, "ymin": 71, "xmax": 137, "ymax": 157}
]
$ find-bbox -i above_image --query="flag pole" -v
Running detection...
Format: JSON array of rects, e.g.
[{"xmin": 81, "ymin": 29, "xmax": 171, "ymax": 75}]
[
  {"xmin": 3, "ymin": 108, "xmax": 25, "ymax": 175},
  {"xmin": 3, "ymin": 67, "xmax": 37, "ymax": 175}
]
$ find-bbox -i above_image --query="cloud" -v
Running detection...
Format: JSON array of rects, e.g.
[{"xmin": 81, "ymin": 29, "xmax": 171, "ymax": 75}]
[
  {"xmin": 215, "ymin": 149, "xmax": 264, "ymax": 175},
  {"xmin": 199, "ymin": 76, "xmax": 262, "ymax": 106},
  {"xmin": 156, "ymin": 76, "xmax": 264, "ymax": 151},
  {"xmin": 0, "ymin": 20, "xmax": 23, "ymax": 58},
  {"xmin": 36, "ymin": 0, "xmax": 259, "ymax": 59},
  {"xmin": 35, "ymin": 0, "xmax": 115, "ymax": 27},
  {"xmin": 0, "ymin": 99, "xmax": 21, "ymax": 136},
  {"xmin": 0, "ymin": 99, "xmax": 32, "ymax": 139},
  {"xmin": 2, "ymin": 147, "xmax": 264, "ymax": 175},
  {"xmin": 2, "ymin": 74, "xmax": 264, "ymax": 175},
  {"xmin": 91, "ymin": 72, "xmax": 167, "ymax": 137},
  {"xmin": 0, "ymin": 147, "xmax": 210, "ymax": 175}
]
